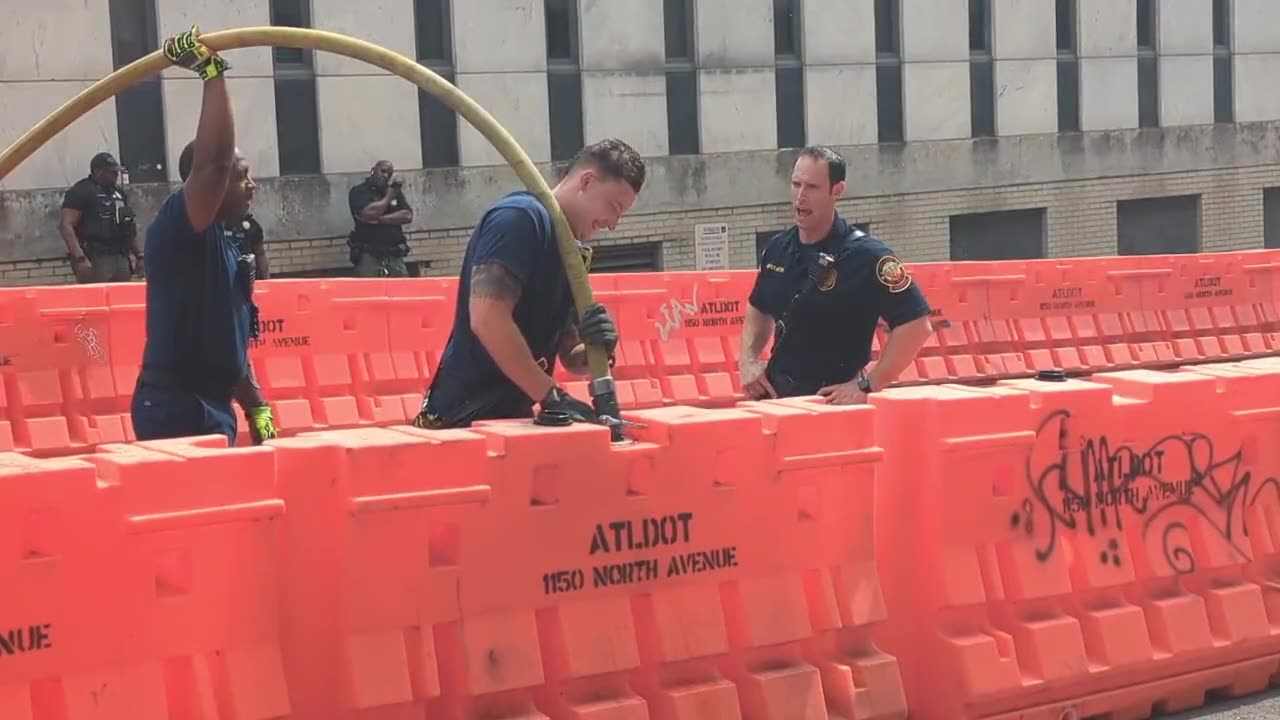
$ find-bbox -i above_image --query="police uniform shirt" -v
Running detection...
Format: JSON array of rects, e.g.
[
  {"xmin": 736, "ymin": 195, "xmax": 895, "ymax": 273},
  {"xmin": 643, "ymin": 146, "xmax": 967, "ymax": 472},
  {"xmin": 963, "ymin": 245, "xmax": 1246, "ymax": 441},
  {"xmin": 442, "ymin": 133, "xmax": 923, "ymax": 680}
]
[
  {"xmin": 347, "ymin": 180, "xmax": 411, "ymax": 252},
  {"xmin": 140, "ymin": 188, "xmax": 253, "ymax": 402},
  {"xmin": 61, "ymin": 176, "xmax": 131, "ymax": 250},
  {"xmin": 748, "ymin": 213, "xmax": 931, "ymax": 386},
  {"xmin": 425, "ymin": 190, "xmax": 575, "ymax": 421},
  {"xmin": 227, "ymin": 214, "xmax": 264, "ymax": 257}
]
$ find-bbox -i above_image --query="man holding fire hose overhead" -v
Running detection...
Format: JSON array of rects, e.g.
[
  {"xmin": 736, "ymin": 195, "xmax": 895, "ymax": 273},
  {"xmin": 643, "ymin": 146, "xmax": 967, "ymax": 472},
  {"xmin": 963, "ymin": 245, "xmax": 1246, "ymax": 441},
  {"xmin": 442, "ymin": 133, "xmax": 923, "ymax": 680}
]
[
  {"xmin": 130, "ymin": 26, "xmax": 278, "ymax": 447},
  {"xmin": 411, "ymin": 139, "xmax": 645, "ymax": 430}
]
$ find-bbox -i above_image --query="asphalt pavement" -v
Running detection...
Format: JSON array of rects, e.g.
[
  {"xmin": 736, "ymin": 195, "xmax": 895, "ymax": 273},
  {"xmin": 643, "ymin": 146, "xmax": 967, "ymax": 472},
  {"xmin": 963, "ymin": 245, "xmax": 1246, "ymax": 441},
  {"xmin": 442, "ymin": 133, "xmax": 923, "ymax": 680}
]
[{"xmin": 1162, "ymin": 689, "xmax": 1280, "ymax": 719}]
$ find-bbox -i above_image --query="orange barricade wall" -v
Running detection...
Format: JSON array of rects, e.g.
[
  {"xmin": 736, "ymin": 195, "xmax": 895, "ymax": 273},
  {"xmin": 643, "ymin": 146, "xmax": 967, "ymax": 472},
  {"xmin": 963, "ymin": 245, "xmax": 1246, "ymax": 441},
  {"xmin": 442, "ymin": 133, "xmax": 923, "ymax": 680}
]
[
  {"xmin": 870, "ymin": 362, "xmax": 1280, "ymax": 720},
  {"xmin": 271, "ymin": 401, "xmax": 905, "ymax": 719},
  {"xmin": 0, "ymin": 436, "xmax": 289, "ymax": 718},
  {"xmin": 0, "ymin": 286, "xmax": 122, "ymax": 453},
  {"xmin": 4, "ymin": 250, "xmax": 1280, "ymax": 455}
]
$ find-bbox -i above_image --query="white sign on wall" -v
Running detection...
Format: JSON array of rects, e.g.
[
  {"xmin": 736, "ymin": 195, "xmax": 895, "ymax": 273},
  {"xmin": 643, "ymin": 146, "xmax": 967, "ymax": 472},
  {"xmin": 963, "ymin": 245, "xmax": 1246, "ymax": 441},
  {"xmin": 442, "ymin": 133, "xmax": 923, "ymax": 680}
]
[{"xmin": 694, "ymin": 222, "xmax": 730, "ymax": 271}]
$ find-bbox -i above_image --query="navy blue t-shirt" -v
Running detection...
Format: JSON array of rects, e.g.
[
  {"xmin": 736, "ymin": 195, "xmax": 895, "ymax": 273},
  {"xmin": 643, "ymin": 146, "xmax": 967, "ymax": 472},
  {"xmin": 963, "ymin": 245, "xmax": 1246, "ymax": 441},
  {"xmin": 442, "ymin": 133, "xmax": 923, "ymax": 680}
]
[
  {"xmin": 140, "ymin": 188, "xmax": 252, "ymax": 401},
  {"xmin": 425, "ymin": 191, "xmax": 574, "ymax": 421},
  {"xmin": 748, "ymin": 214, "xmax": 931, "ymax": 386}
]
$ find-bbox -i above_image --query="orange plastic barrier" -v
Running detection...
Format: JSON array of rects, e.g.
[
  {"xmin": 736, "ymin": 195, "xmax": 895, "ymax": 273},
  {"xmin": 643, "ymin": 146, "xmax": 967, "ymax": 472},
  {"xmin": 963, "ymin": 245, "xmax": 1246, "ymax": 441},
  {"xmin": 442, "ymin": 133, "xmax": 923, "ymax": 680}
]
[
  {"xmin": 870, "ymin": 362, "xmax": 1280, "ymax": 720},
  {"xmin": 6, "ymin": 250, "xmax": 1280, "ymax": 455},
  {"xmin": 0, "ymin": 435, "xmax": 289, "ymax": 718},
  {"xmin": 270, "ymin": 402, "xmax": 905, "ymax": 718},
  {"xmin": 0, "ymin": 286, "xmax": 124, "ymax": 453}
]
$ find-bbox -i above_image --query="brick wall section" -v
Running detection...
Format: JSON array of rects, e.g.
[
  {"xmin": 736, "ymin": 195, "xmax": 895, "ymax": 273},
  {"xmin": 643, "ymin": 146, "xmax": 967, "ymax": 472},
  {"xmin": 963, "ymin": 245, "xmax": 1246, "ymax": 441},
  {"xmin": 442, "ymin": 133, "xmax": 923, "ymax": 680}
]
[{"xmin": 3, "ymin": 165, "xmax": 1279, "ymax": 286}]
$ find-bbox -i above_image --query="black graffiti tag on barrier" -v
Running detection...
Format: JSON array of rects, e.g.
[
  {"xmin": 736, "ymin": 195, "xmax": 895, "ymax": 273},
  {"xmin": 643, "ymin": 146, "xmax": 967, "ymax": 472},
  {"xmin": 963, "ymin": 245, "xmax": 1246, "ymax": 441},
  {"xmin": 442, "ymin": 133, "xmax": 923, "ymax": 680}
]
[{"xmin": 1011, "ymin": 409, "xmax": 1280, "ymax": 575}]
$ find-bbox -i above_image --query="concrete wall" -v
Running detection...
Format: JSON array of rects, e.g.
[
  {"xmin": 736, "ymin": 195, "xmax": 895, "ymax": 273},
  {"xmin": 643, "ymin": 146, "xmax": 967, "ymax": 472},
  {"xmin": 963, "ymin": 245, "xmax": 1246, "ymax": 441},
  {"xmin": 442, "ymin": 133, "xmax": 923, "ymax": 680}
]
[
  {"xmin": 1, "ymin": 0, "xmax": 1278, "ymax": 285},
  {"xmin": 992, "ymin": 0, "xmax": 1057, "ymax": 136}
]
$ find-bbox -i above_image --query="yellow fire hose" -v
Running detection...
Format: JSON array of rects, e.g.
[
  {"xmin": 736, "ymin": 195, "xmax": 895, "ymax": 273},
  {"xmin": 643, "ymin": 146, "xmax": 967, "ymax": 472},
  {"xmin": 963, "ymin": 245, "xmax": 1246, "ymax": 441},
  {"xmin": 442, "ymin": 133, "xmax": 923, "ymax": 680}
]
[{"xmin": 0, "ymin": 27, "xmax": 628, "ymax": 440}]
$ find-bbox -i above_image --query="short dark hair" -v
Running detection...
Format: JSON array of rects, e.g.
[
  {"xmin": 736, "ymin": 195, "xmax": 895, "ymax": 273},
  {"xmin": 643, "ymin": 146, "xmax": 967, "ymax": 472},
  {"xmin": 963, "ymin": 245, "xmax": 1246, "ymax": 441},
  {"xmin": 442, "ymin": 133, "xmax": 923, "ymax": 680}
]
[
  {"xmin": 178, "ymin": 141, "xmax": 196, "ymax": 182},
  {"xmin": 567, "ymin": 138, "xmax": 646, "ymax": 194},
  {"xmin": 798, "ymin": 145, "xmax": 847, "ymax": 188}
]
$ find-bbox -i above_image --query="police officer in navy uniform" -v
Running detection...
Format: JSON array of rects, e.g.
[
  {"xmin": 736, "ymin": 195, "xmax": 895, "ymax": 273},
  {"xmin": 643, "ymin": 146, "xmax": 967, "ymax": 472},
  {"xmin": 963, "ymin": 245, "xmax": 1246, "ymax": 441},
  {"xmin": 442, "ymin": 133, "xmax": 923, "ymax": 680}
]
[
  {"xmin": 227, "ymin": 212, "xmax": 271, "ymax": 279},
  {"xmin": 130, "ymin": 25, "xmax": 278, "ymax": 447},
  {"xmin": 58, "ymin": 152, "xmax": 141, "ymax": 283},
  {"xmin": 740, "ymin": 146, "xmax": 935, "ymax": 404}
]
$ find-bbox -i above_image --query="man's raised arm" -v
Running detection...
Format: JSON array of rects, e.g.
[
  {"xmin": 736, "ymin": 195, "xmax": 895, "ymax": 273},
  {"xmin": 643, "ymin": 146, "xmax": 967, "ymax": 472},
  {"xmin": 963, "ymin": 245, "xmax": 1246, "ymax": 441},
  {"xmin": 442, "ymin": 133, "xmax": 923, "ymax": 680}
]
[{"xmin": 163, "ymin": 26, "xmax": 234, "ymax": 232}]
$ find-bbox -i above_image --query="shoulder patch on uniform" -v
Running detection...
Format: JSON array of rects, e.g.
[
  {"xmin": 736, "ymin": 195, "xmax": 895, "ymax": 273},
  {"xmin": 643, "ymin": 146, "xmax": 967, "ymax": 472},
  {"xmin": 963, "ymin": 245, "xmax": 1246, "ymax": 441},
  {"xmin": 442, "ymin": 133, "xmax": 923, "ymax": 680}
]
[{"xmin": 876, "ymin": 255, "xmax": 912, "ymax": 293}]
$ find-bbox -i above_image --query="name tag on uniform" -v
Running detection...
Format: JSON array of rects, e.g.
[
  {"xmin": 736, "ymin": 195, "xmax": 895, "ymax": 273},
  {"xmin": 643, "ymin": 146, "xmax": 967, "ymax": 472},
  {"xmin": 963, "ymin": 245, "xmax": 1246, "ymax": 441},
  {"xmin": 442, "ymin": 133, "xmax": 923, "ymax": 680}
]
[{"xmin": 765, "ymin": 263, "xmax": 786, "ymax": 273}]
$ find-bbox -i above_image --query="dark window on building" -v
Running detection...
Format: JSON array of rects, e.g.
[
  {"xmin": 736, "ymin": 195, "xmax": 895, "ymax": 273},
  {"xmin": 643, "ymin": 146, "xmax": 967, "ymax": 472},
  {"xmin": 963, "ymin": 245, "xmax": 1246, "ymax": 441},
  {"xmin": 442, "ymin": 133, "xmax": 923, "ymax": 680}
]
[
  {"xmin": 969, "ymin": 0, "xmax": 990, "ymax": 53},
  {"xmin": 875, "ymin": 0, "xmax": 898, "ymax": 56},
  {"xmin": 1264, "ymin": 188, "xmax": 1280, "ymax": 249},
  {"xmin": 546, "ymin": 0, "xmax": 583, "ymax": 161},
  {"xmin": 664, "ymin": 0, "xmax": 699, "ymax": 155},
  {"xmin": 1117, "ymin": 195, "xmax": 1201, "ymax": 255},
  {"xmin": 1136, "ymin": 0, "xmax": 1155, "ymax": 49},
  {"xmin": 109, "ymin": 0, "xmax": 167, "ymax": 183},
  {"xmin": 545, "ymin": 0, "xmax": 577, "ymax": 62},
  {"xmin": 949, "ymin": 209, "xmax": 1047, "ymax": 261},
  {"xmin": 547, "ymin": 73, "xmax": 584, "ymax": 162},
  {"xmin": 875, "ymin": 0, "xmax": 903, "ymax": 143},
  {"xmin": 1136, "ymin": 0, "xmax": 1158, "ymax": 128},
  {"xmin": 416, "ymin": 0, "xmax": 459, "ymax": 167},
  {"xmin": 274, "ymin": 78, "xmax": 322, "ymax": 176},
  {"xmin": 756, "ymin": 231, "xmax": 778, "ymax": 260},
  {"xmin": 1056, "ymin": 0, "xmax": 1080, "ymax": 132},
  {"xmin": 1056, "ymin": 0, "xmax": 1076, "ymax": 52},
  {"xmin": 590, "ymin": 242, "xmax": 664, "ymax": 273},
  {"xmin": 1213, "ymin": 0, "xmax": 1233, "ymax": 123},
  {"xmin": 271, "ymin": 0, "xmax": 321, "ymax": 175},
  {"xmin": 774, "ymin": 0, "xmax": 805, "ymax": 149},
  {"xmin": 970, "ymin": 0, "xmax": 994, "ymax": 138},
  {"xmin": 664, "ymin": 0, "xmax": 693, "ymax": 60},
  {"xmin": 774, "ymin": 0, "xmax": 800, "ymax": 57},
  {"xmin": 416, "ymin": 0, "xmax": 452, "ymax": 63},
  {"xmin": 776, "ymin": 67, "xmax": 806, "ymax": 149}
]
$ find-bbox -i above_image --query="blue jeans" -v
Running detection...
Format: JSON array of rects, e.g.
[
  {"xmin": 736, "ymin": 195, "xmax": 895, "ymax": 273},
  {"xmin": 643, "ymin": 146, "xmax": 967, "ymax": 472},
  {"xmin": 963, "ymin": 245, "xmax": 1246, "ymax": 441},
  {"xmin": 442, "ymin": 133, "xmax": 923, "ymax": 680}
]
[{"xmin": 131, "ymin": 381, "xmax": 238, "ymax": 445}]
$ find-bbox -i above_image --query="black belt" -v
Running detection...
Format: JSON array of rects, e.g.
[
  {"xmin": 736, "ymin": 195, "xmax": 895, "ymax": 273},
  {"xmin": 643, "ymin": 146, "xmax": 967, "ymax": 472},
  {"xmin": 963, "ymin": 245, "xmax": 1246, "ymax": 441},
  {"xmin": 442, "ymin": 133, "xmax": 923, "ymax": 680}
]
[{"xmin": 766, "ymin": 365, "xmax": 860, "ymax": 398}]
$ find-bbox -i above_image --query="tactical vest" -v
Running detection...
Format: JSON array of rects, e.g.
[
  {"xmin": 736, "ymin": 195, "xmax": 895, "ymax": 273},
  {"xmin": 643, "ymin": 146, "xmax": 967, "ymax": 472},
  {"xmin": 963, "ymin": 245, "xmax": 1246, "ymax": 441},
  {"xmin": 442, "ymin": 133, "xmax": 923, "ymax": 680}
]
[{"xmin": 79, "ymin": 181, "xmax": 136, "ymax": 252}]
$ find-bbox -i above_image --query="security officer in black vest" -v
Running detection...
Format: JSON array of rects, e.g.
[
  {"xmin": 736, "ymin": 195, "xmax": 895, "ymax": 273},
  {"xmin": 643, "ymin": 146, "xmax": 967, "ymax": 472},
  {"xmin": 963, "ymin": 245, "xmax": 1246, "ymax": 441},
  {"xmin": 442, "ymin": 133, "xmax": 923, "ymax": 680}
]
[
  {"xmin": 59, "ymin": 152, "xmax": 141, "ymax": 283},
  {"xmin": 740, "ymin": 146, "xmax": 935, "ymax": 404},
  {"xmin": 348, "ymin": 160, "xmax": 413, "ymax": 277}
]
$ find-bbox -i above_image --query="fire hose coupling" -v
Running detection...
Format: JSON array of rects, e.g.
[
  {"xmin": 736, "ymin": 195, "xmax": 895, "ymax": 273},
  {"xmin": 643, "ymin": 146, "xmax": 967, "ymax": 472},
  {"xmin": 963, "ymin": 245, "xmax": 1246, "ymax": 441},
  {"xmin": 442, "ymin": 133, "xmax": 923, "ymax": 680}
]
[{"xmin": 589, "ymin": 376, "xmax": 617, "ymax": 397}]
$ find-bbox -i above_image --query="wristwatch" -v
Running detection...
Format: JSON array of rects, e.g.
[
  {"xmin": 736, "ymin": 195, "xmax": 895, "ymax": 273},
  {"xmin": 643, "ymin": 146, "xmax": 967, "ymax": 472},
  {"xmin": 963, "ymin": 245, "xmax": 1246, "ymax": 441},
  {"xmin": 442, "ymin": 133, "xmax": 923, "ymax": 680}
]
[{"xmin": 857, "ymin": 375, "xmax": 874, "ymax": 394}]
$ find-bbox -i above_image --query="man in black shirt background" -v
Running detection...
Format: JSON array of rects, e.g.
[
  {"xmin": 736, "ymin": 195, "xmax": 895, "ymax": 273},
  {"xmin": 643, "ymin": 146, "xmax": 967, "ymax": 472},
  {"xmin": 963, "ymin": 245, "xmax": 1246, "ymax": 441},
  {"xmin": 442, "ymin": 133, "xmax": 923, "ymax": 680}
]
[
  {"xmin": 59, "ymin": 152, "xmax": 141, "ymax": 283},
  {"xmin": 347, "ymin": 160, "xmax": 413, "ymax": 277}
]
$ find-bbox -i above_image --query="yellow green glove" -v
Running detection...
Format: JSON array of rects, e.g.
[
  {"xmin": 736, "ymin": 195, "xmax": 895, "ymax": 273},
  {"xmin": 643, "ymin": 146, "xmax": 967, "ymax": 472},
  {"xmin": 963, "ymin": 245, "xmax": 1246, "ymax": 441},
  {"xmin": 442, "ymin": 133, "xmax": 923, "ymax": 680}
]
[
  {"xmin": 246, "ymin": 404, "xmax": 278, "ymax": 445},
  {"xmin": 163, "ymin": 25, "xmax": 230, "ymax": 80}
]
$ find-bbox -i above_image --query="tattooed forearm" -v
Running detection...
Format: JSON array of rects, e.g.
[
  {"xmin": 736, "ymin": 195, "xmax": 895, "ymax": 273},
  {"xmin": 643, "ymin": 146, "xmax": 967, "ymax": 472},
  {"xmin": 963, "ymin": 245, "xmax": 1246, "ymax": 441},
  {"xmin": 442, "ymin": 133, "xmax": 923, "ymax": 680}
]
[{"xmin": 470, "ymin": 262, "xmax": 522, "ymax": 302}]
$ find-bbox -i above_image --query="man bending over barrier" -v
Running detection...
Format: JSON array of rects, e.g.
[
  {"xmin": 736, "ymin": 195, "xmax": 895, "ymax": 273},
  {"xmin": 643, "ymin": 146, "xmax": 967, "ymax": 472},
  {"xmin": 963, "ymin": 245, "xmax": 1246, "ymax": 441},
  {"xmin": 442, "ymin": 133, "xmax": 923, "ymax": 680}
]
[
  {"xmin": 412, "ymin": 138, "xmax": 645, "ymax": 429},
  {"xmin": 130, "ymin": 26, "xmax": 278, "ymax": 446}
]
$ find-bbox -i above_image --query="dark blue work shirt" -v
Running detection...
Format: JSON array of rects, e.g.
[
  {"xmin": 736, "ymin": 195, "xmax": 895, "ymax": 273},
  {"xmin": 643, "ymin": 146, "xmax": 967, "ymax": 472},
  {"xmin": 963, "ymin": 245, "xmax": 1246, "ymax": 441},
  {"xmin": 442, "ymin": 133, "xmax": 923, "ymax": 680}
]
[
  {"xmin": 748, "ymin": 213, "xmax": 931, "ymax": 389},
  {"xmin": 425, "ymin": 191, "xmax": 574, "ymax": 423},
  {"xmin": 140, "ymin": 188, "xmax": 252, "ymax": 401}
]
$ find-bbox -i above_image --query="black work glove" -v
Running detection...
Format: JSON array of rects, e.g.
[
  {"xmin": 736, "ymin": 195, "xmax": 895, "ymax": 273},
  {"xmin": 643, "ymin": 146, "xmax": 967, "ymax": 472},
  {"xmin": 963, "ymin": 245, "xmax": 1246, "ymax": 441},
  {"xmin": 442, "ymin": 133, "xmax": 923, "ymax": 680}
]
[
  {"xmin": 163, "ymin": 25, "xmax": 230, "ymax": 80},
  {"xmin": 539, "ymin": 386, "xmax": 598, "ymax": 424},
  {"xmin": 578, "ymin": 303, "xmax": 618, "ymax": 358}
]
